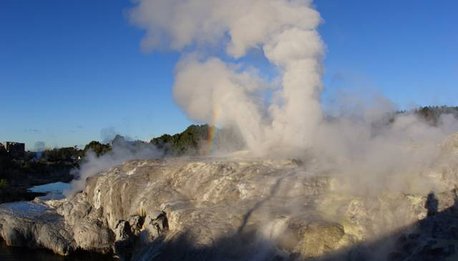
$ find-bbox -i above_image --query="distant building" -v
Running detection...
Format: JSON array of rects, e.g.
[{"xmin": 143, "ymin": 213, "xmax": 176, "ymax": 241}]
[
  {"xmin": 5, "ymin": 142, "xmax": 25, "ymax": 158},
  {"xmin": 0, "ymin": 143, "xmax": 5, "ymax": 153}
]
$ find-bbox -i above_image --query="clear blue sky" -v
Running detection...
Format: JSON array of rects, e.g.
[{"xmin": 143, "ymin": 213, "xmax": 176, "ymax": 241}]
[{"xmin": 1, "ymin": 0, "xmax": 457, "ymax": 150}]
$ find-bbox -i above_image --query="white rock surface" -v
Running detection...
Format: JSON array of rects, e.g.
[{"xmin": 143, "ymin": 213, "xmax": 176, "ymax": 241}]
[{"xmin": 0, "ymin": 133, "xmax": 457, "ymax": 260}]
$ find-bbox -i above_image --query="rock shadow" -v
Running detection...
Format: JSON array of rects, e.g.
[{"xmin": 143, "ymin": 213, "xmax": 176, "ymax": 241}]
[
  {"xmin": 132, "ymin": 228, "xmax": 286, "ymax": 261},
  {"xmin": 238, "ymin": 173, "xmax": 294, "ymax": 234},
  {"xmin": 130, "ymin": 191, "xmax": 458, "ymax": 261},
  {"xmin": 319, "ymin": 192, "xmax": 458, "ymax": 261}
]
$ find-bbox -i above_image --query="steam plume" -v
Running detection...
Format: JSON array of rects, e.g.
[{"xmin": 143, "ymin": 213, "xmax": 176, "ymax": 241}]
[
  {"xmin": 66, "ymin": 136, "xmax": 161, "ymax": 197},
  {"xmin": 129, "ymin": 0, "xmax": 458, "ymax": 194},
  {"xmin": 129, "ymin": 0, "xmax": 324, "ymax": 156},
  {"xmin": 34, "ymin": 141, "xmax": 45, "ymax": 159}
]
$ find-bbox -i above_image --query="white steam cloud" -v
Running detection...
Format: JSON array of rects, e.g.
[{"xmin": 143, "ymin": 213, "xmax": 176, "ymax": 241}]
[
  {"xmin": 130, "ymin": 0, "xmax": 324, "ymax": 156},
  {"xmin": 129, "ymin": 0, "xmax": 458, "ymax": 194},
  {"xmin": 66, "ymin": 137, "xmax": 161, "ymax": 197},
  {"xmin": 60, "ymin": 3, "xmax": 458, "ymax": 258}
]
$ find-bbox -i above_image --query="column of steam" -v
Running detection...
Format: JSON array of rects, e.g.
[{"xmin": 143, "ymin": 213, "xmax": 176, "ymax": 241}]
[
  {"xmin": 130, "ymin": 0, "xmax": 324, "ymax": 156},
  {"xmin": 264, "ymin": 28, "xmax": 324, "ymax": 152}
]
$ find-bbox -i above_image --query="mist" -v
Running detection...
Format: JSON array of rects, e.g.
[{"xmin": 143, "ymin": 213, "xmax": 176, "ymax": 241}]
[
  {"xmin": 33, "ymin": 141, "xmax": 46, "ymax": 159},
  {"xmin": 65, "ymin": 136, "xmax": 161, "ymax": 197}
]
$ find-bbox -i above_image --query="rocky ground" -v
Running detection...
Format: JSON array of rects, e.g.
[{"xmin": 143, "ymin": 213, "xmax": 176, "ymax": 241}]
[{"xmin": 0, "ymin": 134, "xmax": 457, "ymax": 261}]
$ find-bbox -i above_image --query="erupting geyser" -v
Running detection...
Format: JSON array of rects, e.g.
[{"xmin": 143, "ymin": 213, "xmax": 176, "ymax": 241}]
[
  {"xmin": 130, "ymin": 0, "xmax": 324, "ymax": 156},
  {"xmin": 128, "ymin": 0, "xmax": 458, "ymax": 195},
  {"xmin": 0, "ymin": 1, "xmax": 457, "ymax": 261}
]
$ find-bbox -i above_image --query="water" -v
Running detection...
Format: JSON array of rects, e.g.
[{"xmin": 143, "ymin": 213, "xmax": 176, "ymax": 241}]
[
  {"xmin": 0, "ymin": 201, "xmax": 49, "ymax": 218},
  {"xmin": 28, "ymin": 182, "xmax": 71, "ymax": 200}
]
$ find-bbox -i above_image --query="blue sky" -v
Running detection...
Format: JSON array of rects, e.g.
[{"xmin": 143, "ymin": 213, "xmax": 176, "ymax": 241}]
[
  {"xmin": 317, "ymin": 0, "xmax": 458, "ymax": 109},
  {"xmin": 0, "ymin": 0, "xmax": 457, "ymax": 150}
]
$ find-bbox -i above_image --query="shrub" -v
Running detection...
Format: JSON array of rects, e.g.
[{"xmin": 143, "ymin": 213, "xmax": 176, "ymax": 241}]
[{"xmin": 0, "ymin": 179, "xmax": 8, "ymax": 190}]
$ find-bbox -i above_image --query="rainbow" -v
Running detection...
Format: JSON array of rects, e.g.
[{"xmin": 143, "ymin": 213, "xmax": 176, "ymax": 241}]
[
  {"xmin": 203, "ymin": 106, "xmax": 220, "ymax": 155},
  {"xmin": 204, "ymin": 125, "xmax": 217, "ymax": 155}
]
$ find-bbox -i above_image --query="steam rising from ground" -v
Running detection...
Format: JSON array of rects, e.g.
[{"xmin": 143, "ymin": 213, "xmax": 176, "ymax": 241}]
[
  {"xmin": 66, "ymin": 139, "xmax": 161, "ymax": 196},
  {"xmin": 68, "ymin": 1, "xmax": 458, "ymax": 197},
  {"xmin": 130, "ymin": 0, "xmax": 324, "ymax": 155},
  {"xmin": 128, "ymin": 0, "xmax": 458, "ymax": 194},
  {"xmin": 55, "ymin": 3, "xmax": 458, "ymax": 259}
]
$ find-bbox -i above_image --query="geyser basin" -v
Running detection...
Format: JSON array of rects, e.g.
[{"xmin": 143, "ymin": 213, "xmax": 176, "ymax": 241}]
[{"xmin": 1, "ymin": 134, "xmax": 457, "ymax": 260}]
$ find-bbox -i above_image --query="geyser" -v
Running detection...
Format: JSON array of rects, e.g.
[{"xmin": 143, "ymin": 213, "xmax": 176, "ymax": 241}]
[
  {"xmin": 3, "ymin": 1, "xmax": 454, "ymax": 260},
  {"xmin": 129, "ymin": 0, "xmax": 458, "ymax": 195},
  {"xmin": 129, "ymin": 0, "xmax": 324, "ymax": 156}
]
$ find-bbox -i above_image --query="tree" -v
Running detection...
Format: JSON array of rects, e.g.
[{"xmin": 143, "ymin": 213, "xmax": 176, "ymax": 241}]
[
  {"xmin": 83, "ymin": 141, "xmax": 112, "ymax": 156},
  {"xmin": 150, "ymin": 125, "xmax": 210, "ymax": 155},
  {"xmin": 43, "ymin": 147, "xmax": 82, "ymax": 162},
  {"xmin": 0, "ymin": 179, "xmax": 8, "ymax": 190}
]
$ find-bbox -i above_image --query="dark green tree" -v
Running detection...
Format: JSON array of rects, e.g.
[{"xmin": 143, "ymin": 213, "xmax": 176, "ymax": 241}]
[
  {"xmin": 83, "ymin": 141, "xmax": 112, "ymax": 156},
  {"xmin": 151, "ymin": 124, "xmax": 210, "ymax": 155}
]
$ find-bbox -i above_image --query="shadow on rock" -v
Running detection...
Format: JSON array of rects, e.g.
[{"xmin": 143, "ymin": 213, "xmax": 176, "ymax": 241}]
[
  {"xmin": 123, "ymin": 191, "xmax": 458, "ymax": 261},
  {"xmin": 132, "ymin": 228, "xmax": 288, "ymax": 261},
  {"xmin": 319, "ymin": 191, "xmax": 458, "ymax": 261}
]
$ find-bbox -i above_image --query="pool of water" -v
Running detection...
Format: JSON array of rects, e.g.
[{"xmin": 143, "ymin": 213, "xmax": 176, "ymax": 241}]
[{"xmin": 28, "ymin": 182, "xmax": 71, "ymax": 200}]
